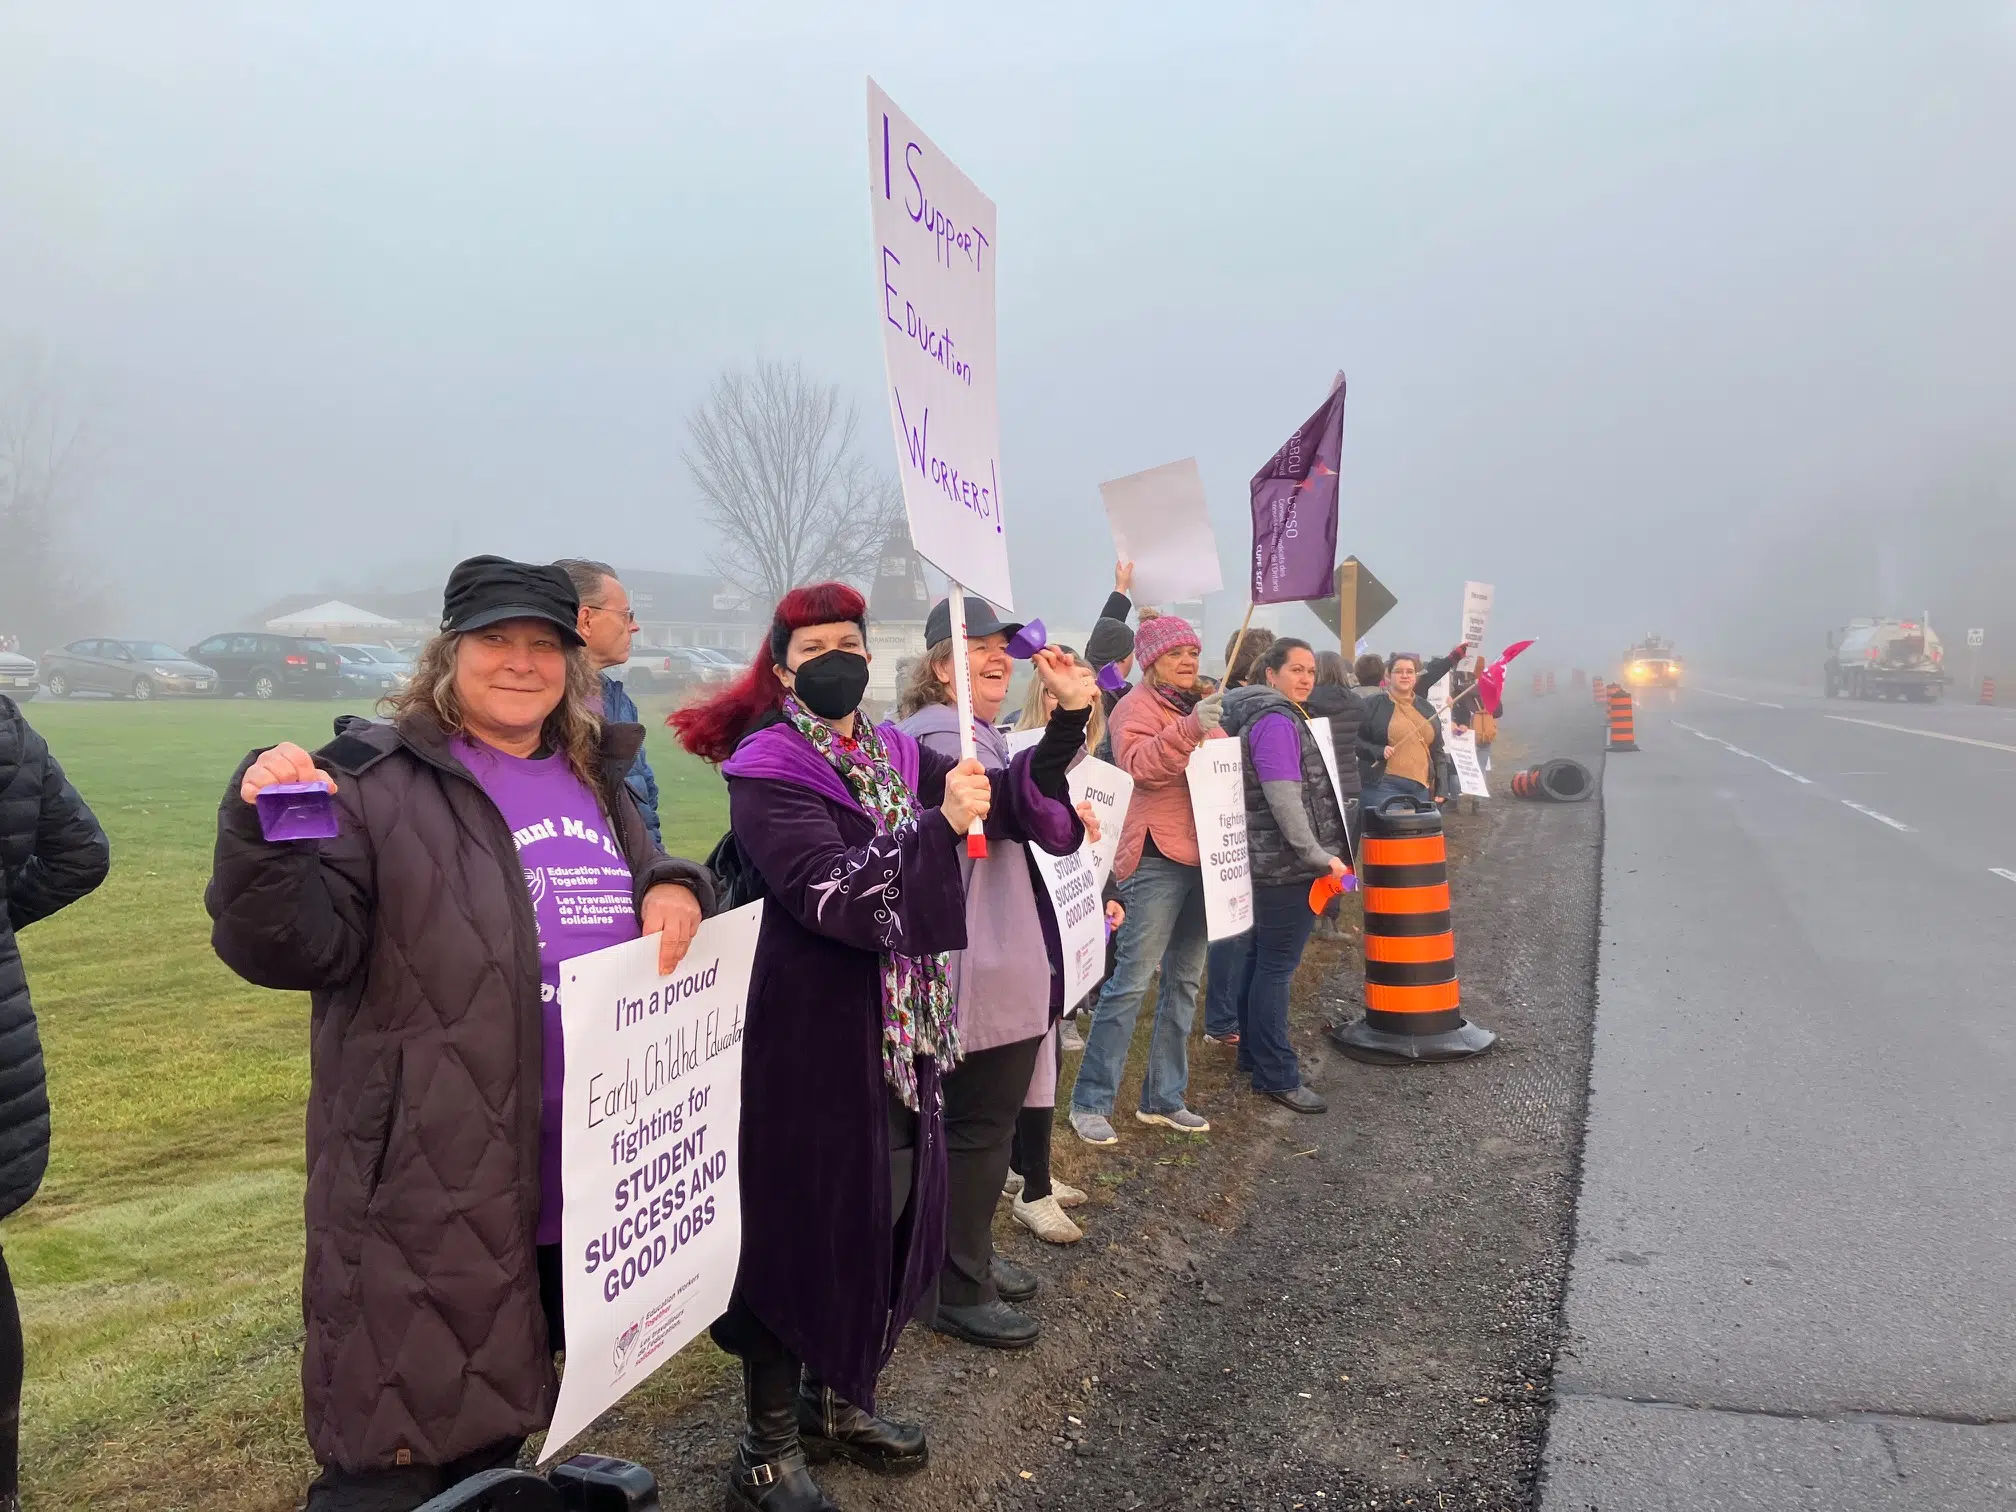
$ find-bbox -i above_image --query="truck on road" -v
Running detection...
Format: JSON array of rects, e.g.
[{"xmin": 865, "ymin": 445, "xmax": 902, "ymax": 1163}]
[
  {"xmin": 1621, "ymin": 636, "xmax": 1683, "ymax": 691},
  {"xmin": 1824, "ymin": 618, "xmax": 1944, "ymax": 702}
]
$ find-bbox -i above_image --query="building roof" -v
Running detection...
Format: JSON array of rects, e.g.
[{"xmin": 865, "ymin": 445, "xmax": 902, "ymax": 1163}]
[
  {"xmin": 615, "ymin": 569, "xmax": 767, "ymax": 627},
  {"xmin": 266, "ymin": 599, "xmax": 404, "ymax": 630}
]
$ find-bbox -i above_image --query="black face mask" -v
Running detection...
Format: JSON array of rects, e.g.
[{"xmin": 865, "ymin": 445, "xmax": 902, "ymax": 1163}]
[{"xmin": 791, "ymin": 649, "xmax": 871, "ymax": 721}]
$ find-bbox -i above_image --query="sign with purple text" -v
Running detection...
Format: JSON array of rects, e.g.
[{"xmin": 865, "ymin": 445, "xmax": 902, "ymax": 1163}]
[
  {"xmin": 541, "ymin": 903, "xmax": 762, "ymax": 1461},
  {"xmin": 1249, "ymin": 378, "xmax": 1346, "ymax": 605},
  {"xmin": 868, "ymin": 80, "xmax": 1011, "ymax": 608}
]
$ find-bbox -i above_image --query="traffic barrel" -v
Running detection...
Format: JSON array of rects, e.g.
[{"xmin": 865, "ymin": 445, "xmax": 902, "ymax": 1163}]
[
  {"xmin": 1508, "ymin": 759, "xmax": 1594, "ymax": 801},
  {"xmin": 1606, "ymin": 686, "xmax": 1639, "ymax": 751},
  {"xmin": 1982, "ymin": 678, "xmax": 1997, "ymax": 706},
  {"xmin": 1572, "ymin": 668, "xmax": 1586, "ymax": 688},
  {"xmin": 1328, "ymin": 798, "xmax": 1496, "ymax": 1065},
  {"xmin": 1545, "ymin": 669, "xmax": 1557, "ymax": 695},
  {"xmin": 1531, "ymin": 672, "xmax": 1544, "ymax": 697},
  {"xmin": 415, "ymin": 1457, "xmax": 661, "ymax": 1511},
  {"xmin": 1592, "ymin": 677, "xmax": 1607, "ymax": 706}
]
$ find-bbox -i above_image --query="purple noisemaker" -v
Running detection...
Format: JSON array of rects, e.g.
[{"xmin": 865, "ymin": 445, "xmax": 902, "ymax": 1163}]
[
  {"xmin": 256, "ymin": 781, "xmax": 339, "ymax": 843},
  {"xmin": 1096, "ymin": 662, "xmax": 1129, "ymax": 695},
  {"xmin": 1004, "ymin": 619, "xmax": 1047, "ymax": 659}
]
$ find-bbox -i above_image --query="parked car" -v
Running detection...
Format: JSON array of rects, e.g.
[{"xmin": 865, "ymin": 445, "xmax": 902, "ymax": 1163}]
[
  {"xmin": 332, "ymin": 648, "xmax": 407, "ymax": 696},
  {"xmin": 39, "ymin": 640, "xmax": 220, "ymax": 700},
  {"xmin": 0, "ymin": 649, "xmax": 38, "ymax": 700},
  {"xmin": 187, "ymin": 632, "xmax": 342, "ymax": 699},
  {"xmin": 332, "ymin": 643, "xmax": 414, "ymax": 689},
  {"xmin": 619, "ymin": 645, "xmax": 736, "ymax": 696}
]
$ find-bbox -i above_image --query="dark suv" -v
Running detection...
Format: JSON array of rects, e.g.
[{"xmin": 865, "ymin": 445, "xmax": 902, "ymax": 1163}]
[{"xmin": 188, "ymin": 633, "xmax": 343, "ymax": 700}]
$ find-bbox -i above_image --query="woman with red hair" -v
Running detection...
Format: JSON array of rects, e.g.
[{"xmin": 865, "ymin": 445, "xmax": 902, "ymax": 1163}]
[{"xmin": 672, "ymin": 582, "xmax": 1085, "ymax": 1512}]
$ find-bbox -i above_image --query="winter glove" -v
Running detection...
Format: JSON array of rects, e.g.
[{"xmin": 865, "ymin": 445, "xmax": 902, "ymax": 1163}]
[{"xmin": 1194, "ymin": 690, "xmax": 1226, "ymax": 735}]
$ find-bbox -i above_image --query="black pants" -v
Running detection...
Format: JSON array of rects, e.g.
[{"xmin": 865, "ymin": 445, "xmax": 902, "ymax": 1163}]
[
  {"xmin": 714, "ymin": 1093, "xmax": 918, "ymax": 1366},
  {"xmin": 0, "ymin": 1245, "xmax": 20, "ymax": 1501},
  {"xmin": 934, "ymin": 1034, "xmax": 1044, "ymax": 1311},
  {"xmin": 304, "ymin": 1244, "xmax": 565, "ymax": 1512}
]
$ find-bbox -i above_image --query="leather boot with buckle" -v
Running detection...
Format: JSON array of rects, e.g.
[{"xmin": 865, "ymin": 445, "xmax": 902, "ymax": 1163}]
[
  {"xmin": 797, "ymin": 1372, "xmax": 929, "ymax": 1476},
  {"xmin": 726, "ymin": 1357, "xmax": 838, "ymax": 1512}
]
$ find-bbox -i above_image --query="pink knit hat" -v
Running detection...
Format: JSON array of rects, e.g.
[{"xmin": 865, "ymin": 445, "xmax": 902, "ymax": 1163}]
[{"xmin": 1133, "ymin": 614, "xmax": 1201, "ymax": 671}]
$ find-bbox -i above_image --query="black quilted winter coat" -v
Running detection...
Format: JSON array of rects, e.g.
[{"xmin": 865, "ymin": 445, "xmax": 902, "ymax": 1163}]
[
  {"xmin": 206, "ymin": 712, "xmax": 716, "ymax": 1475},
  {"xmin": 0, "ymin": 697, "xmax": 111, "ymax": 1222}
]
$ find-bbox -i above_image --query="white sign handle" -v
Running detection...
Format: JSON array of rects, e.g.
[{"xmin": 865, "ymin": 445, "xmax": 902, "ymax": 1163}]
[{"xmin": 946, "ymin": 580, "xmax": 988, "ymax": 860}]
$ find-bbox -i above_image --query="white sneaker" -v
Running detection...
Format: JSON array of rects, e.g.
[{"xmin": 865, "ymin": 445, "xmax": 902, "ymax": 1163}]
[
  {"xmin": 1013, "ymin": 1192, "xmax": 1084, "ymax": 1244},
  {"xmin": 1061, "ymin": 1020, "xmax": 1086, "ymax": 1052},
  {"xmin": 1001, "ymin": 1171, "xmax": 1025, "ymax": 1200},
  {"xmin": 1051, "ymin": 1179, "xmax": 1088, "ymax": 1209}
]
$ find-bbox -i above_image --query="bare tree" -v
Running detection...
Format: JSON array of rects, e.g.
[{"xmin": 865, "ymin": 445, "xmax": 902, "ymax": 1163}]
[
  {"xmin": 684, "ymin": 360, "xmax": 906, "ymax": 605},
  {"xmin": 0, "ymin": 353, "xmax": 103, "ymax": 654}
]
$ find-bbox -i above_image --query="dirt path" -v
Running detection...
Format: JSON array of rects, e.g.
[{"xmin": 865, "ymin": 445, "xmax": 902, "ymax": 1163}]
[{"xmin": 630, "ymin": 710, "xmax": 1607, "ymax": 1512}]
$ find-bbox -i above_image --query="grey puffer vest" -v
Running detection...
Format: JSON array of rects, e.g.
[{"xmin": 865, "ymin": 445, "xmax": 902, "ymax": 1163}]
[{"xmin": 1221, "ymin": 686, "xmax": 1350, "ymax": 890}]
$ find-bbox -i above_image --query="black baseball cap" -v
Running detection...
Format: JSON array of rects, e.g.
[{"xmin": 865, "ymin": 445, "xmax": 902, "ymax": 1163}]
[
  {"xmin": 925, "ymin": 595, "xmax": 1024, "ymax": 648},
  {"xmin": 441, "ymin": 556, "xmax": 586, "ymax": 646}
]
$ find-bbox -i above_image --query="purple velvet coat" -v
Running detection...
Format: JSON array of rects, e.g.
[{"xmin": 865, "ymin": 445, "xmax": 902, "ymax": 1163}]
[{"xmin": 721, "ymin": 717, "xmax": 1061, "ymax": 1408}]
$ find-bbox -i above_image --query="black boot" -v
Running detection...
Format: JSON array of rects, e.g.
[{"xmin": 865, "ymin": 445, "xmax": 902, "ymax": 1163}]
[
  {"xmin": 797, "ymin": 1372, "xmax": 929, "ymax": 1475},
  {"xmin": 726, "ymin": 1356, "xmax": 838, "ymax": 1512}
]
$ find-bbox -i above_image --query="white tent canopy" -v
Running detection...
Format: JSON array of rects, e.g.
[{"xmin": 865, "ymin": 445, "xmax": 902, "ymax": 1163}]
[{"xmin": 266, "ymin": 600, "xmax": 403, "ymax": 633}]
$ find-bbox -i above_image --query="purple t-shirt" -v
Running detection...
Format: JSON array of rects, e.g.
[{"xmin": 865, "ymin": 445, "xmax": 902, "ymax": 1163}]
[
  {"xmin": 1248, "ymin": 710, "xmax": 1305, "ymax": 783},
  {"xmin": 453, "ymin": 737, "xmax": 639, "ymax": 1245}
]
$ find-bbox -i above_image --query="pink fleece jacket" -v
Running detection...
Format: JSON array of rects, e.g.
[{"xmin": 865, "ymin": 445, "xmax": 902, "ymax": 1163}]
[{"xmin": 1108, "ymin": 682, "xmax": 1217, "ymax": 879}]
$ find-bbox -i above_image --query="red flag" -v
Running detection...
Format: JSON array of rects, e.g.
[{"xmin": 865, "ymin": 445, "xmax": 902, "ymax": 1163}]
[{"xmin": 1474, "ymin": 639, "xmax": 1536, "ymax": 717}]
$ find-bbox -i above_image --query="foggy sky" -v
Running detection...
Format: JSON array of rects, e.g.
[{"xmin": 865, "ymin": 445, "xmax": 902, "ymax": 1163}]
[{"xmin": 3, "ymin": 2, "xmax": 2013, "ymax": 667}]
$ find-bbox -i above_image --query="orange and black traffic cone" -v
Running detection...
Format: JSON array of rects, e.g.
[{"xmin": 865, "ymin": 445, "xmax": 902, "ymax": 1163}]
[
  {"xmin": 1510, "ymin": 766, "xmax": 1542, "ymax": 798},
  {"xmin": 1607, "ymin": 686, "xmax": 1639, "ymax": 751},
  {"xmin": 1592, "ymin": 677, "xmax": 1608, "ymax": 706},
  {"xmin": 1328, "ymin": 800, "xmax": 1495, "ymax": 1064},
  {"xmin": 1982, "ymin": 678, "xmax": 1997, "ymax": 706},
  {"xmin": 1545, "ymin": 670, "xmax": 1557, "ymax": 695}
]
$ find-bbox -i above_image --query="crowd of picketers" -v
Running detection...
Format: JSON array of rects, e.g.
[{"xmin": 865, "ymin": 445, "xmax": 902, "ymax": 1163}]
[{"xmin": 0, "ymin": 553, "xmax": 1493, "ymax": 1512}]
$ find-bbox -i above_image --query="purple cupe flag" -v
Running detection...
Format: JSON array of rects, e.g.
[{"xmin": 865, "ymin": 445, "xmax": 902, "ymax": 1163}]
[{"xmin": 1248, "ymin": 377, "xmax": 1346, "ymax": 604}]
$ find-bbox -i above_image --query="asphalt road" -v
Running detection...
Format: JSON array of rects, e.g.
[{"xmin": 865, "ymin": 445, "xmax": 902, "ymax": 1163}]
[{"xmin": 1541, "ymin": 676, "xmax": 2016, "ymax": 1509}]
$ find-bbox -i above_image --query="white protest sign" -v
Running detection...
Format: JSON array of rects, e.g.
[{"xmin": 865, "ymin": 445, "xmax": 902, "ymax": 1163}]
[
  {"xmin": 1099, "ymin": 458, "xmax": 1224, "ymax": 606},
  {"xmin": 1003, "ymin": 736, "xmax": 1135, "ymax": 1006},
  {"xmin": 1304, "ymin": 716, "xmax": 1346, "ymax": 812},
  {"xmin": 542, "ymin": 904, "xmax": 763, "ymax": 1462},
  {"xmin": 1460, "ymin": 581, "xmax": 1494, "ymax": 649},
  {"xmin": 868, "ymin": 81, "xmax": 1010, "ymax": 608},
  {"xmin": 1187, "ymin": 742, "xmax": 1252, "ymax": 940},
  {"xmin": 1446, "ymin": 727, "xmax": 1489, "ymax": 798}
]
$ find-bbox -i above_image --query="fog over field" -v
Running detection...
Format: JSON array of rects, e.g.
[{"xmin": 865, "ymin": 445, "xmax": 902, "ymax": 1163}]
[{"xmin": 3, "ymin": 2, "xmax": 2012, "ymax": 676}]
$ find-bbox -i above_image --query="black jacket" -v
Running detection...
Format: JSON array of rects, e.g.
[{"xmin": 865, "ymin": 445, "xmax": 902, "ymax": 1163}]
[
  {"xmin": 1355, "ymin": 651, "xmax": 1463, "ymax": 790},
  {"xmin": 0, "ymin": 697, "xmax": 111, "ymax": 1221},
  {"xmin": 1301, "ymin": 684, "xmax": 1365, "ymax": 799}
]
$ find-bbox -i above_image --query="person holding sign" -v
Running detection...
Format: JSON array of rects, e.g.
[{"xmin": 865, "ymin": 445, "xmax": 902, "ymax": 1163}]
[
  {"xmin": 1218, "ymin": 639, "xmax": 1352, "ymax": 1114},
  {"xmin": 1357, "ymin": 646, "xmax": 1468, "ymax": 813},
  {"xmin": 674, "ymin": 583, "xmax": 1033, "ymax": 1510},
  {"xmin": 898, "ymin": 599, "xmax": 1090, "ymax": 1346},
  {"xmin": 1070, "ymin": 614, "xmax": 1226, "ymax": 1148},
  {"xmin": 208, "ymin": 558, "xmax": 717, "ymax": 1512}
]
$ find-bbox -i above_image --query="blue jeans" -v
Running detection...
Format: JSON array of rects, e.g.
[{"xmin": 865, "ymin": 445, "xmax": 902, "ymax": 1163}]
[
  {"xmin": 1204, "ymin": 932, "xmax": 1251, "ymax": 1038},
  {"xmin": 1234, "ymin": 883, "xmax": 1320, "ymax": 1092},
  {"xmin": 1072, "ymin": 854, "xmax": 1210, "ymax": 1118}
]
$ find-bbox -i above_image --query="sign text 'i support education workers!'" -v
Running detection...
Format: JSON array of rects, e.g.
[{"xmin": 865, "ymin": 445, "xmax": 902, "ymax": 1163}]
[
  {"xmin": 541, "ymin": 902, "xmax": 763, "ymax": 1462},
  {"xmin": 868, "ymin": 80, "xmax": 1011, "ymax": 608}
]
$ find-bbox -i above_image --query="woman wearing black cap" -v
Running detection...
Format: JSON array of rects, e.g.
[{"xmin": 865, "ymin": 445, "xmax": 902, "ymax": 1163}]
[{"xmin": 207, "ymin": 556, "xmax": 717, "ymax": 1511}]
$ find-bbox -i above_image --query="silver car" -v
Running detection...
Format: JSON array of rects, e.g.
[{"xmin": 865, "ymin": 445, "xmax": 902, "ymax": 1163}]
[
  {"xmin": 0, "ymin": 650, "xmax": 37, "ymax": 700},
  {"xmin": 40, "ymin": 640, "xmax": 219, "ymax": 700}
]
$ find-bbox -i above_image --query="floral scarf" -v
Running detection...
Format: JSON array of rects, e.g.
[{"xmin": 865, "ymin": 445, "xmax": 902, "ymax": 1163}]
[
  {"xmin": 783, "ymin": 696, "xmax": 959, "ymax": 1108},
  {"xmin": 1152, "ymin": 679, "xmax": 1204, "ymax": 718}
]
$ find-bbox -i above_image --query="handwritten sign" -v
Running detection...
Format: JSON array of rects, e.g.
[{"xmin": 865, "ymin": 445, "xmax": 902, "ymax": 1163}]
[
  {"xmin": 541, "ymin": 904, "xmax": 763, "ymax": 1461},
  {"xmin": 1099, "ymin": 458, "xmax": 1224, "ymax": 607},
  {"xmin": 868, "ymin": 80, "xmax": 1010, "ymax": 608},
  {"xmin": 1187, "ymin": 743, "xmax": 1252, "ymax": 940},
  {"xmin": 1461, "ymin": 581, "xmax": 1494, "ymax": 649},
  {"xmin": 1446, "ymin": 727, "xmax": 1489, "ymax": 798}
]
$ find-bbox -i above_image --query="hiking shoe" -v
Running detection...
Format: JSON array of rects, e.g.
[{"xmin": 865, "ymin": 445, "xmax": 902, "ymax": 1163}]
[
  {"xmin": 1001, "ymin": 1171, "xmax": 1025, "ymax": 1200},
  {"xmin": 1051, "ymin": 1179, "xmax": 1088, "ymax": 1209},
  {"xmin": 1263, "ymin": 1085, "xmax": 1328, "ymax": 1115},
  {"xmin": 1013, "ymin": 1193, "xmax": 1084, "ymax": 1244},
  {"xmin": 1202, "ymin": 1032, "xmax": 1240, "ymax": 1047},
  {"xmin": 1070, "ymin": 1110, "xmax": 1119, "ymax": 1147},
  {"xmin": 1060, "ymin": 1020, "xmax": 1086, "ymax": 1052},
  {"xmin": 1136, "ymin": 1107, "xmax": 1210, "ymax": 1133}
]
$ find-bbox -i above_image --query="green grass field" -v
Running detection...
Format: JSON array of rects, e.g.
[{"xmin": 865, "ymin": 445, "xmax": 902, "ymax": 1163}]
[{"xmin": 6, "ymin": 695, "xmax": 728, "ymax": 1511}]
